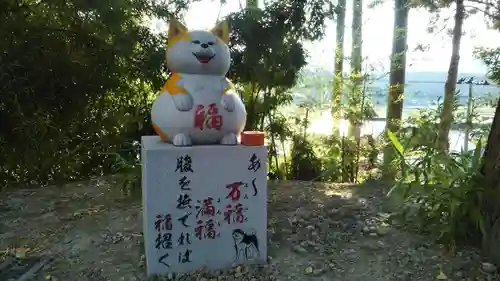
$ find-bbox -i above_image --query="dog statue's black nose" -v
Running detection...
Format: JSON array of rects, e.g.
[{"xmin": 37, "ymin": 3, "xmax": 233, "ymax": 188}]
[{"xmin": 201, "ymin": 43, "xmax": 209, "ymax": 48}]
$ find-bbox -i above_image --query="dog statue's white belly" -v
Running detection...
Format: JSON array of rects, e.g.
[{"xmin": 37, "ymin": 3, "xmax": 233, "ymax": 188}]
[{"xmin": 151, "ymin": 74, "xmax": 247, "ymax": 145}]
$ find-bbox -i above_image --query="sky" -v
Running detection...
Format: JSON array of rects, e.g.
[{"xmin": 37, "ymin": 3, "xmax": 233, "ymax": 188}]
[{"xmin": 152, "ymin": 0, "xmax": 500, "ymax": 74}]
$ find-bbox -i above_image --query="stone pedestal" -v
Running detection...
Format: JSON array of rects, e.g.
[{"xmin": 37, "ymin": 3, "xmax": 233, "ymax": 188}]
[{"xmin": 141, "ymin": 136, "xmax": 268, "ymax": 277}]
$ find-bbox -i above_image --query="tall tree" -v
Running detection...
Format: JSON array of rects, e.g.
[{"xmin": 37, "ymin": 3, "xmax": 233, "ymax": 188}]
[
  {"xmin": 437, "ymin": 0, "xmax": 465, "ymax": 151},
  {"xmin": 383, "ymin": 0, "xmax": 409, "ymax": 179},
  {"xmin": 348, "ymin": 0, "xmax": 363, "ymax": 139},
  {"xmin": 340, "ymin": 0, "xmax": 363, "ymax": 182},
  {"xmin": 480, "ymin": 97, "xmax": 500, "ymax": 265},
  {"xmin": 332, "ymin": 0, "xmax": 346, "ymax": 134},
  {"xmin": 475, "ymin": 43, "xmax": 500, "ymax": 267}
]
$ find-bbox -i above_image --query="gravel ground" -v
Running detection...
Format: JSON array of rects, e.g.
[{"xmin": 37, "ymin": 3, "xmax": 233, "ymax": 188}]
[{"xmin": 0, "ymin": 177, "xmax": 499, "ymax": 281}]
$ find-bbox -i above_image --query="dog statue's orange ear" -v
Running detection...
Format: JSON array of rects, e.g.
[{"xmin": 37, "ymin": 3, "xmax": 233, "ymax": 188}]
[
  {"xmin": 168, "ymin": 17, "xmax": 188, "ymax": 39},
  {"xmin": 167, "ymin": 18, "xmax": 189, "ymax": 49},
  {"xmin": 165, "ymin": 18, "xmax": 189, "ymax": 65},
  {"xmin": 210, "ymin": 20, "xmax": 229, "ymax": 44}
]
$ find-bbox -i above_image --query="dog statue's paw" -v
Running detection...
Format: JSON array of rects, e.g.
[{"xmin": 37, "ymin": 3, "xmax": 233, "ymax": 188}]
[
  {"xmin": 220, "ymin": 133, "xmax": 238, "ymax": 145},
  {"xmin": 172, "ymin": 94, "xmax": 194, "ymax": 111},
  {"xmin": 221, "ymin": 94, "xmax": 236, "ymax": 112},
  {"xmin": 172, "ymin": 133, "xmax": 192, "ymax": 146}
]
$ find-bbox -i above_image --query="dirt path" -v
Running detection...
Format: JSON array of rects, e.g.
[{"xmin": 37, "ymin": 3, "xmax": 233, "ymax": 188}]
[{"xmin": 0, "ymin": 177, "xmax": 498, "ymax": 281}]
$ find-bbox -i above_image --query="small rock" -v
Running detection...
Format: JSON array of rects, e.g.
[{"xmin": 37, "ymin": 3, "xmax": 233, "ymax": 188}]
[
  {"xmin": 362, "ymin": 240, "xmax": 386, "ymax": 251},
  {"xmin": 313, "ymin": 268, "xmax": 325, "ymax": 276},
  {"xmin": 375, "ymin": 227, "xmax": 392, "ymax": 236},
  {"xmin": 482, "ymin": 262, "xmax": 497, "ymax": 273},
  {"xmin": 329, "ymin": 208, "xmax": 339, "ymax": 215},
  {"xmin": 344, "ymin": 220, "xmax": 365, "ymax": 235},
  {"xmin": 292, "ymin": 245, "xmax": 308, "ymax": 253},
  {"xmin": 306, "ymin": 240, "xmax": 316, "ymax": 247},
  {"xmin": 342, "ymin": 248, "xmax": 358, "ymax": 260}
]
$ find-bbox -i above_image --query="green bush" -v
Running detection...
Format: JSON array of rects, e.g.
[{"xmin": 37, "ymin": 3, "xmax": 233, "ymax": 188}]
[
  {"xmin": 288, "ymin": 134, "xmax": 323, "ymax": 181},
  {"xmin": 387, "ymin": 129, "xmax": 487, "ymax": 248}
]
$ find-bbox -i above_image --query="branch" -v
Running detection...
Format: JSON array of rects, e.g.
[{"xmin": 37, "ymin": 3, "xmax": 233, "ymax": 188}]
[
  {"xmin": 465, "ymin": 0, "xmax": 496, "ymax": 7},
  {"xmin": 464, "ymin": 5, "xmax": 500, "ymax": 20}
]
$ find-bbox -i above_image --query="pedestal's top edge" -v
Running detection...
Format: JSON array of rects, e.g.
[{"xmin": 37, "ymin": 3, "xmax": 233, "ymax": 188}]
[{"xmin": 141, "ymin": 135, "xmax": 267, "ymax": 150}]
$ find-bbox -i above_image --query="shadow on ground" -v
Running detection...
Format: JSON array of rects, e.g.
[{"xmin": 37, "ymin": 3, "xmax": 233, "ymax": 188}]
[{"xmin": 0, "ymin": 177, "xmax": 498, "ymax": 280}]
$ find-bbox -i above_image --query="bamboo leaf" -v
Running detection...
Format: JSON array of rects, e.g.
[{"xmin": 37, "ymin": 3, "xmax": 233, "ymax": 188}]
[{"xmin": 387, "ymin": 130, "xmax": 404, "ymax": 155}]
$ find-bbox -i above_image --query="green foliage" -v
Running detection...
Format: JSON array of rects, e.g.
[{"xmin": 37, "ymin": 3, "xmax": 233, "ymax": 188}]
[
  {"xmin": 107, "ymin": 140, "xmax": 142, "ymax": 196},
  {"xmin": 386, "ymin": 127, "xmax": 487, "ymax": 248},
  {"xmin": 343, "ymin": 74, "xmax": 378, "ymax": 128},
  {"xmin": 474, "ymin": 47, "xmax": 500, "ymax": 84},
  {"xmin": 288, "ymin": 134, "xmax": 323, "ymax": 181},
  {"xmin": 271, "ymin": 113, "xmax": 380, "ymax": 184},
  {"xmin": 275, "ymin": 66, "xmax": 380, "ymax": 184},
  {"xmin": 226, "ymin": 0, "xmax": 334, "ymax": 131},
  {"xmin": 400, "ymin": 91, "xmax": 491, "ymax": 152},
  {"xmin": 0, "ymin": 0, "xmax": 194, "ymax": 188},
  {"xmin": 265, "ymin": 111, "xmax": 294, "ymax": 180}
]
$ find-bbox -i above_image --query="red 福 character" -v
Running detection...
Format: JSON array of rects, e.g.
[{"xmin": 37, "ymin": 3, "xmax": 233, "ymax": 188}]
[
  {"xmin": 165, "ymin": 214, "xmax": 173, "ymax": 230},
  {"xmin": 194, "ymin": 105, "xmax": 206, "ymax": 130},
  {"xmin": 234, "ymin": 203, "xmax": 245, "ymax": 223},
  {"xmin": 155, "ymin": 214, "xmax": 163, "ymax": 232},
  {"xmin": 223, "ymin": 204, "xmax": 233, "ymax": 224},
  {"xmin": 195, "ymin": 220, "xmax": 204, "ymax": 240},
  {"xmin": 205, "ymin": 219, "xmax": 217, "ymax": 239},
  {"xmin": 226, "ymin": 182, "xmax": 244, "ymax": 202},
  {"xmin": 205, "ymin": 103, "xmax": 223, "ymax": 130},
  {"xmin": 202, "ymin": 197, "xmax": 216, "ymax": 217}
]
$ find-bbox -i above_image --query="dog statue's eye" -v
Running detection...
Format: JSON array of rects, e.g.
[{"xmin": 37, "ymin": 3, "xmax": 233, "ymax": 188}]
[
  {"xmin": 208, "ymin": 42, "xmax": 214, "ymax": 45},
  {"xmin": 192, "ymin": 40, "xmax": 201, "ymax": 44}
]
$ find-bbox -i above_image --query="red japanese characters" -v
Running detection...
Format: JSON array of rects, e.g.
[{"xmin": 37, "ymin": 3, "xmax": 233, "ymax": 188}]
[
  {"xmin": 194, "ymin": 103, "xmax": 223, "ymax": 131},
  {"xmin": 224, "ymin": 203, "xmax": 247, "ymax": 224}
]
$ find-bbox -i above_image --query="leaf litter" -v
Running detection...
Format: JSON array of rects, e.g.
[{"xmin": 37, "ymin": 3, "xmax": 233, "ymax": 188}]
[{"xmin": 0, "ymin": 176, "xmax": 498, "ymax": 281}]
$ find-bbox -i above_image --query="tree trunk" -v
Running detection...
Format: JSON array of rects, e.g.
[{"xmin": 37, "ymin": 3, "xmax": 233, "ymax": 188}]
[
  {"xmin": 383, "ymin": 0, "xmax": 409, "ymax": 180},
  {"xmin": 331, "ymin": 0, "xmax": 346, "ymax": 135},
  {"xmin": 348, "ymin": 0, "xmax": 362, "ymax": 140},
  {"xmin": 481, "ymin": 98, "xmax": 500, "ymax": 265},
  {"xmin": 437, "ymin": 0, "xmax": 465, "ymax": 151}
]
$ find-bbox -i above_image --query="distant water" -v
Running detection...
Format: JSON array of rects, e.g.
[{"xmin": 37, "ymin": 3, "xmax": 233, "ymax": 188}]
[
  {"xmin": 295, "ymin": 71, "xmax": 500, "ymax": 115},
  {"xmin": 369, "ymin": 80, "xmax": 499, "ymax": 111}
]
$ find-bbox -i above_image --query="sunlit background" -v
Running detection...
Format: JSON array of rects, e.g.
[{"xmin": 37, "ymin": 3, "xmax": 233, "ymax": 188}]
[{"xmin": 151, "ymin": 0, "xmax": 500, "ymax": 73}]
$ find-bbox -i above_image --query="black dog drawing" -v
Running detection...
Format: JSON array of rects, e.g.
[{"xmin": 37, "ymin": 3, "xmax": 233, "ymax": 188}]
[{"xmin": 232, "ymin": 229, "xmax": 260, "ymax": 261}]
